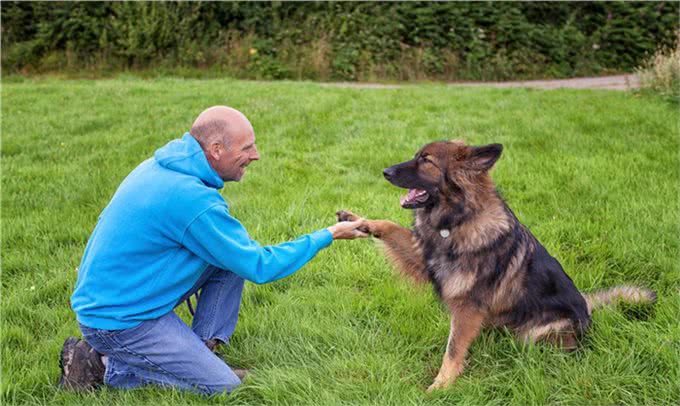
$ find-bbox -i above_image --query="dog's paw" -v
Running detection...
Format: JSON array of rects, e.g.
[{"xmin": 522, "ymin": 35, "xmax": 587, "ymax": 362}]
[
  {"xmin": 426, "ymin": 373, "xmax": 457, "ymax": 393},
  {"xmin": 336, "ymin": 210, "xmax": 361, "ymax": 222},
  {"xmin": 426, "ymin": 379, "xmax": 449, "ymax": 393},
  {"xmin": 336, "ymin": 210, "xmax": 372, "ymax": 235}
]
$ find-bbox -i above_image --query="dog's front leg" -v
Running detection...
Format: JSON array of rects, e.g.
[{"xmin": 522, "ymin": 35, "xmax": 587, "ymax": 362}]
[
  {"xmin": 336, "ymin": 210, "xmax": 398, "ymax": 237},
  {"xmin": 428, "ymin": 305, "xmax": 485, "ymax": 392},
  {"xmin": 337, "ymin": 210, "xmax": 427, "ymax": 283}
]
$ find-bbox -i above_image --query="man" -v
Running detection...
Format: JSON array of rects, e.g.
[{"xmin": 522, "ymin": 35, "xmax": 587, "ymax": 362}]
[{"xmin": 60, "ymin": 106, "xmax": 366, "ymax": 395}]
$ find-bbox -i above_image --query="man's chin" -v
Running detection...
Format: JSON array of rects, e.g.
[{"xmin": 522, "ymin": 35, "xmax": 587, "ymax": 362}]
[
  {"xmin": 234, "ymin": 169, "xmax": 246, "ymax": 181},
  {"xmin": 221, "ymin": 172, "xmax": 244, "ymax": 182}
]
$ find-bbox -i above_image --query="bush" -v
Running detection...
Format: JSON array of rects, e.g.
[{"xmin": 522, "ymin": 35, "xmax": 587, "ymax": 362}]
[
  {"xmin": 637, "ymin": 32, "xmax": 680, "ymax": 101},
  {"xmin": 2, "ymin": 2, "xmax": 679, "ymax": 81}
]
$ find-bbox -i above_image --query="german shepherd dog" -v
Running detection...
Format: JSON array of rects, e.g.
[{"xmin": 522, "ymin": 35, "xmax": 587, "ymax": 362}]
[{"xmin": 337, "ymin": 140, "xmax": 655, "ymax": 391}]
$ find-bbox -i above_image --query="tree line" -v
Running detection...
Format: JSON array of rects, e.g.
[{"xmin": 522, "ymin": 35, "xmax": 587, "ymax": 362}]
[{"xmin": 3, "ymin": 2, "xmax": 678, "ymax": 80}]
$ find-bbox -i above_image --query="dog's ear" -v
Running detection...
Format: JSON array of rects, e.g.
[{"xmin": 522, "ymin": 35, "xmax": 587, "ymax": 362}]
[{"xmin": 466, "ymin": 143, "xmax": 503, "ymax": 172}]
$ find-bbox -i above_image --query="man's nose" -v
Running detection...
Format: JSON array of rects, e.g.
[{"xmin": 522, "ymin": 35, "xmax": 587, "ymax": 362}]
[
  {"xmin": 251, "ymin": 146, "xmax": 260, "ymax": 161},
  {"xmin": 383, "ymin": 167, "xmax": 396, "ymax": 180}
]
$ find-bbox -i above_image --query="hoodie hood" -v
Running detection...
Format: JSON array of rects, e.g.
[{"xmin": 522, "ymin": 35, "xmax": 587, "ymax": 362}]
[{"xmin": 154, "ymin": 133, "xmax": 224, "ymax": 189}]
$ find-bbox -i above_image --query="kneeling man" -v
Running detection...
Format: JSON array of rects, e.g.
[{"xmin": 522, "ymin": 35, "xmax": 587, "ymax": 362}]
[{"xmin": 60, "ymin": 106, "xmax": 366, "ymax": 394}]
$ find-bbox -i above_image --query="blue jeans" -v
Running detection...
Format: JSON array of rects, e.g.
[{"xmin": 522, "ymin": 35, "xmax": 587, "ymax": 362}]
[{"xmin": 79, "ymin": 266, "xmax": 245, "ymax": 395}]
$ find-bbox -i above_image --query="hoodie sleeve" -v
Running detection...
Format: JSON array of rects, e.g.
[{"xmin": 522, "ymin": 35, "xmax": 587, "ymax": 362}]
[{"xmin": 181, "ymin": 203, "xmax": 334, "ymax": 284}]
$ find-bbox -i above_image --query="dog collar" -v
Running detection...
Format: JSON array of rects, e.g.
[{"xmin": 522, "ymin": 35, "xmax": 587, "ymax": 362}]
[{"xmin": 439, "ymin": 229, "xmax": 450, "ymax": 238}]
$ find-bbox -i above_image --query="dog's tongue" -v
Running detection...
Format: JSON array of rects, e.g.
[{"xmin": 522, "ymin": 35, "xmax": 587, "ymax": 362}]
[{"xmin": 400, "ymin": 188, "xmax": 427, "ymax": 207}]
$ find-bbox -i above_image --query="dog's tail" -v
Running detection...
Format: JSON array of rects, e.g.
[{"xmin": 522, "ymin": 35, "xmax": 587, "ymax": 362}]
[{"xmin": 583, "ymin": 285, "xmax": 656, "ymax": 314}]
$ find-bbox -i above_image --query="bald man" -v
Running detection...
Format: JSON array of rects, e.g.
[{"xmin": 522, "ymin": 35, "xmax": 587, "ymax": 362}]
[{"xmin": 60, "ymin": 106, "xmax": 366, "ymax": 394}]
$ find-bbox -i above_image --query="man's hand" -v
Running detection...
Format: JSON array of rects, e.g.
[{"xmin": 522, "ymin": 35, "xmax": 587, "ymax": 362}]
[{"xmin": 327, "ymin": 219, "xmax": 369, "ymax": 240}]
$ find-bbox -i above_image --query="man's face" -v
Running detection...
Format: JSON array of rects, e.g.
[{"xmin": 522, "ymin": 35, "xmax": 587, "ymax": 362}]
[{"xmin": 213, "ymin": 127, "xmax": 260, "ymax": 182}]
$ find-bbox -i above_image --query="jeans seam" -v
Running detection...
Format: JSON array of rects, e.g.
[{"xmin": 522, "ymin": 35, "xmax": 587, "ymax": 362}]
[
  {"xmin": 209, "ymin": 278, "xmax": 225, "ymax": 339},
  {"xmin": 200, "ymin": 277, "xmax": 226, "ymax": 341}
]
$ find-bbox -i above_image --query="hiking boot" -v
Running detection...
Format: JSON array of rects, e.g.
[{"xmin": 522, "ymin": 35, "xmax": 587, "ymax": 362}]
[
  {"xmin": 233, "ymin": 368, "xmax": 249, "ymax": 381},
  {"xmin": 58, "ymin": 337, "xmax": 105, "ymax": 391},
  {"xmin": 205, "ymin": 338, "xmax": 222, "ymax": 352}
]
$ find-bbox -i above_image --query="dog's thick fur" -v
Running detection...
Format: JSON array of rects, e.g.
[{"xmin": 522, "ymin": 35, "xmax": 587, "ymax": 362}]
[{"xmin": 337, "ymin": 140, "xmax": 655, "ymax": 391}]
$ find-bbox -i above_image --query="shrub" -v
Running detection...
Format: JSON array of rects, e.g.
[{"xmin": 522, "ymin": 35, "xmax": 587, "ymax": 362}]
[
  {"xmin": 637, "ymin": 32, "xmax": 680, "ymax": 101},
  {"xmin": 2, "ymin": 2, "xmax": 678, "ymax": 81}
]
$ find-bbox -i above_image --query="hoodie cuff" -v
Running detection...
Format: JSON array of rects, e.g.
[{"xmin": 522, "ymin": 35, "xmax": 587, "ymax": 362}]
[{"xmin": 311, "ymin": 228, "xmax": 334, "ymax": 249}]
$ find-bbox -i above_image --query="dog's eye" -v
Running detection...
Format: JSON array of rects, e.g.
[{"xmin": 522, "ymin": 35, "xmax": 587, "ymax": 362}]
[{"xmin": 419, "ymin": 155, "xmax": 432, "ymax": 164}]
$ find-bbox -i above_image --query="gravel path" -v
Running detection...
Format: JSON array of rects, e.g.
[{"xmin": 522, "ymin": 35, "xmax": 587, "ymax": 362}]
[{"xmin": 321, "ymin": 74, "xmax": 639, "ymax": 91}]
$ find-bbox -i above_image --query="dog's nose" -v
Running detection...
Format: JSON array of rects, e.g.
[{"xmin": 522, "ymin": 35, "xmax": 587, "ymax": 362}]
[{"xmin": 383, "ymin": 167, "xmax": 396, "ymax": 180}]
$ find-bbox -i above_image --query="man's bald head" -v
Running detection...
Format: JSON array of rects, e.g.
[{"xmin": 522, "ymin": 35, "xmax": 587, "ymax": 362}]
[
  {"xmin": 190, "ymin": 106, "xmax": 253, "ymax": 150},
  {"xmin": 190, "ymin": 106, "xmax": 259, "ymax": 182}
]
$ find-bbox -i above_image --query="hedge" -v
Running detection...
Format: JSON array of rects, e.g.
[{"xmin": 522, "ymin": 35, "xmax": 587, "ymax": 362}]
[{"xmin": 2, "ymin": 2, "xmax": 678, "ymax": 80}]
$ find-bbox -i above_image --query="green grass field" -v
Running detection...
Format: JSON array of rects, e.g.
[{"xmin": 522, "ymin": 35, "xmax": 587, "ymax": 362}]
[{"xmin": 2, "ymin": 77, "xmax": 679, "ymax": 405}]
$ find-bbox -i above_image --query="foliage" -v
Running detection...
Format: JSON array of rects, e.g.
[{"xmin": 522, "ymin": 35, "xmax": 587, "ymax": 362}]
[
  {"xmin": 2, "ymin": 78, "xmax": 679, "ymax": 405},
  {"xmin": 2, "ymin": 2, "xmax": 679, "ymax": 81},
  {"xmin": 637, "ymin": 31, "xmax": 680, "ymax": 102}
]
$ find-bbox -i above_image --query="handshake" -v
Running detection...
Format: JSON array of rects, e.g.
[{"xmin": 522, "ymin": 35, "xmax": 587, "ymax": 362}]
[{"xmin": 326, "ymin": 210, "xmax": 372, "ymax": 240}]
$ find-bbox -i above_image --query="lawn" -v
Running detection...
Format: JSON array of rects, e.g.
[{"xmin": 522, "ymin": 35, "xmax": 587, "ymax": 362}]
[{"xmin": 2, "ymin": 77, "xmax": 678, "ymax": 405}]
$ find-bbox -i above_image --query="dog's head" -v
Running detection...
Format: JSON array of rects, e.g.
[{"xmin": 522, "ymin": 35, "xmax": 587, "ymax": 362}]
[{"xmin": 383, "ymin": 140, "xmax": 503, "ymax": 209}]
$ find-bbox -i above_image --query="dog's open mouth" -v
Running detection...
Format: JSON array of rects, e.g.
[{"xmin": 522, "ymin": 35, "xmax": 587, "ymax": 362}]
[{"xmin": 400, "ymin": 188, "xmax": 429, "ymax": 209}]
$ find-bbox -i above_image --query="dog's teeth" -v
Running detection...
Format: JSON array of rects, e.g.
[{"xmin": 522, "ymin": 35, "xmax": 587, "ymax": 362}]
[{"xmin": 401, "ymin": 189, "xmax": 428, "ymax": 208}]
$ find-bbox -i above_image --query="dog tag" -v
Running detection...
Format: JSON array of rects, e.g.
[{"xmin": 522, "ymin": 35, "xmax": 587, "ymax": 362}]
[{"xmin": 439, "ymin": 229, "xmax": 450, "ymax": 238}]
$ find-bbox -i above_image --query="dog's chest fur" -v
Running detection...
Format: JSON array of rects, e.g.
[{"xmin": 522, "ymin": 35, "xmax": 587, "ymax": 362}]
[
  {"xmin": 413, "ymin": 210, "xmax": 479, "ymax": 301},
  {"xmin": 413, "ymin": 204, "xmax": 516, "ymax": 303}
]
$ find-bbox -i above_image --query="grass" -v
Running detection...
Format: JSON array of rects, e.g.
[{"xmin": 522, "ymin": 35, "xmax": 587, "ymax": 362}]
[{"xmin": 2, "ymin": 77, "xmax": 679, "ymax": 405}]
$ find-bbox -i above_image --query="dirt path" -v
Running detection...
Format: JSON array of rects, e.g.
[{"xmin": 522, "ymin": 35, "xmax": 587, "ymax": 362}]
[{"xmin": 321, "ymin": 74, "xmax": 640, "ymax": 91}]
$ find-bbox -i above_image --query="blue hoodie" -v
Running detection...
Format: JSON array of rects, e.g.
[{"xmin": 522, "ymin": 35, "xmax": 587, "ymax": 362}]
[{"xmin": 71, "ymin": 133, "xmax": 333, "ymax": 330}]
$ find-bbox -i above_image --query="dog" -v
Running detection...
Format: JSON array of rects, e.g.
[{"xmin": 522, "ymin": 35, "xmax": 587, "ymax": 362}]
[{"xmin": 337, "ymin": 140, "xmax": 655, "ymax": 392}]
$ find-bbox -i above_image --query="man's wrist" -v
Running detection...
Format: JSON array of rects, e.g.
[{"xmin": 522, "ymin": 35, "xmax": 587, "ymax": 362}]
[{"xmin": 326, "ymin": 225, "xmax": 337, "ymax": 239}]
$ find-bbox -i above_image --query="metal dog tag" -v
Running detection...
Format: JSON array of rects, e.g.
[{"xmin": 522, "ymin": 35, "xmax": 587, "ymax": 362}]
[{"xmin": 439, "ymin": 229, "xmax": 450, "ymax": 238}]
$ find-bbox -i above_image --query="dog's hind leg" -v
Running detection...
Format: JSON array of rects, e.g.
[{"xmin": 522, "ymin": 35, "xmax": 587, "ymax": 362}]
[
  {"xmin": 337, "ymin": 210, "xmax": 427, "ymax": 283},
  {"xmin": 427, "ymin": 305, "xmax": 485, "ymax": 392},
  {"xmin": 520, "ymin": 319, "xmax": 580, "ymax": 351}
]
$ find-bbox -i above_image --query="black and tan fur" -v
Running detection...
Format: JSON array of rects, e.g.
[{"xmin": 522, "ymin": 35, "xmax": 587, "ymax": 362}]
[{"xmin": 337, "ymin": 140, "xmax": 655, "ymax": 391}]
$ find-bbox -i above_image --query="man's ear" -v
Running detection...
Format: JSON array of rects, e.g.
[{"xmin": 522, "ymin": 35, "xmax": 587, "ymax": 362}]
[
  {"xmin": 466, "ymin": 143, "xmax": 503, "ymax": 172},
  {"xmin": 207, "ymin": 143, "xmax": 222, "ymax": 161}
]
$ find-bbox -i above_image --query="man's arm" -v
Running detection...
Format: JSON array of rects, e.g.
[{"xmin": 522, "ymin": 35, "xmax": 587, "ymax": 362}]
[{"xmin": 182, "ymin": 204, "xmax": 364, "ymax": 284}]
